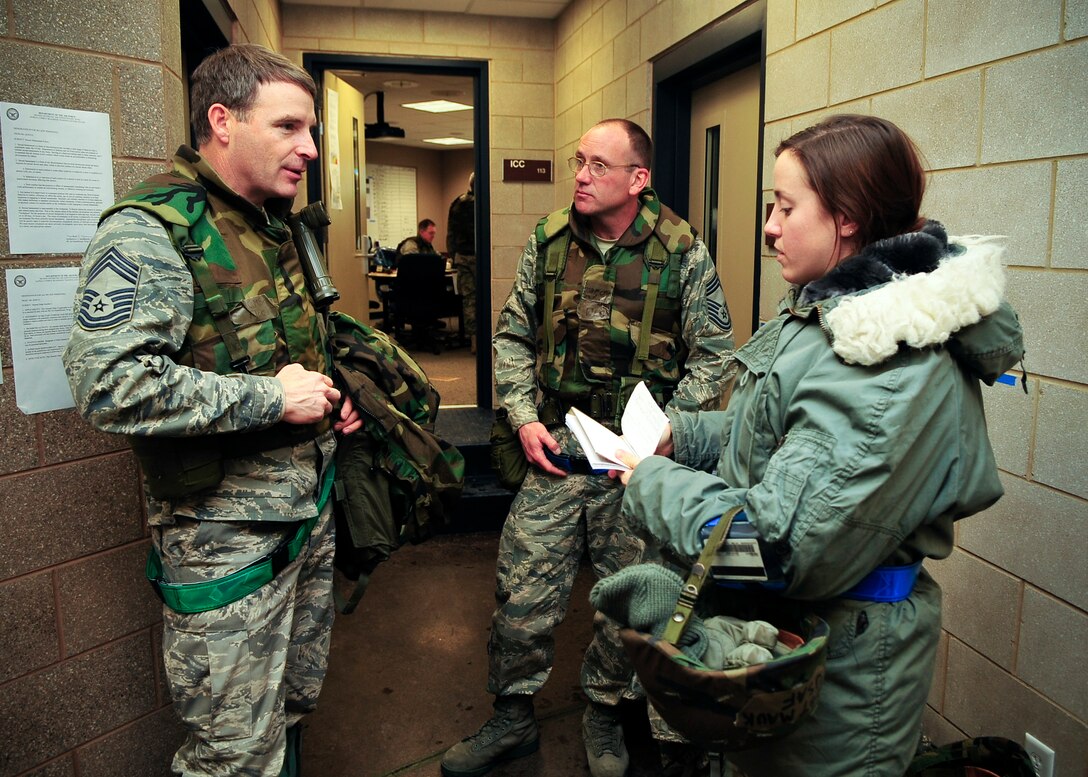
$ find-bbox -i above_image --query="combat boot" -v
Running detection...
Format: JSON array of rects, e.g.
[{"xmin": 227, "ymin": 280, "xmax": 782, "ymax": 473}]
[
  {"xmin": 440, "ymin": 695, "xmax": 539, "ymax": 777},
  {"xmin": 659, "ymin": 740, "xmax": 711, "ymax": 777},
  {"xmin": 582, "ymin": 702, "xmax": 629, "ymax": 777}
]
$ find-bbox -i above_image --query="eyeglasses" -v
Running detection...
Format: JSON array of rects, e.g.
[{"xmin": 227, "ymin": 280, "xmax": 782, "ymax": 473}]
[{"xmin": 567, "ymin": 157, "xmax": 641, "ymax": 178}]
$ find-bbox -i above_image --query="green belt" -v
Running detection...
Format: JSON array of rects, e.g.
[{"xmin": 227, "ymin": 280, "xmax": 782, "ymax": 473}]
[{"xmin": 146, "ymin": 462, "xmax": 337, "ymax": 614}]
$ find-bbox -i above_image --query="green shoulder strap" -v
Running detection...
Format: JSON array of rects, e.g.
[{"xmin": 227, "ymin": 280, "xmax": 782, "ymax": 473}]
[
  {"xmin": 662, "ymin": 506, "xmax": 744, "ymax": 644},
  {"xmin": 107, "ymin": 174, "xmax": 251, "ymax": 373},
  {"xmin": 535, "ymin": 208, "xmax": 573, "ymax": 367},
  {"xmin": 637, "ymin": 205, "xmax": 695, "ymax": 359},
  {"xmin": 636, "ymin": 237, "xmax": 671, "ymax": 360},
  {"xmin": 169, "ymin": 223, "xmax": 251, "ymax": 372}
]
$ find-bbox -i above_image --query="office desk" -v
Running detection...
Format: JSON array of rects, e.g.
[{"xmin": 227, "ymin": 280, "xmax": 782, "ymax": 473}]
[{"xmin": 370, "ymin": 268, "xmax": 456, "ymax": 282}]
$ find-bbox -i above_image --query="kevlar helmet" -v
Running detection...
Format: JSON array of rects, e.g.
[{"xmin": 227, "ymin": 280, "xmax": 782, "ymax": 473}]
[
  {"xmin": 620, "ymin": 613, "xmax": 829, "ymax": 750},
  {"xmin": 619, "ymin": 507, "xmax": 830, "ymax": 750}
]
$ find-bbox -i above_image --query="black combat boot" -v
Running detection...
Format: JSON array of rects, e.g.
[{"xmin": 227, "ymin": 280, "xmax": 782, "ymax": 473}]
[{"xmin": 440, "ymin": 695, "xmax": 540, "ymax": 777}]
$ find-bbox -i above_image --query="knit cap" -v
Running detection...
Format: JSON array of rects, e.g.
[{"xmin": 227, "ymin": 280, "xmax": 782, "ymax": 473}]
[{"xmin": 589, "ymin": 563, "xmax": 708, "ymax": 658}]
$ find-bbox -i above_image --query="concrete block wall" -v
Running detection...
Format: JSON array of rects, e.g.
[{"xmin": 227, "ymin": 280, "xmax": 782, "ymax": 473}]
[
  {"xmin": 0, "ymin": 0, "xmax": 286, "ymax": 772},
  {"xmin": 761, "ymin": 1, "xmax": 1087, "ymax": 773},
  {"xmin": 0, "ymin": 0, "xmax": 190, "ymax": 773}
]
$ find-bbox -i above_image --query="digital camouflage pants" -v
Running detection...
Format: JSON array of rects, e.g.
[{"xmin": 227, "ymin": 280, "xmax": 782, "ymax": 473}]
[
  {"xmin": 155, "ymin": 506, "xmax": 335, "ymax": 777},
  {"xmin": 453, "ymin": 252, "xmax": 476, "ymax": 335},
  {"xmin": 487, "ymin": 427, "xmax": 650, "ymax": 705}
]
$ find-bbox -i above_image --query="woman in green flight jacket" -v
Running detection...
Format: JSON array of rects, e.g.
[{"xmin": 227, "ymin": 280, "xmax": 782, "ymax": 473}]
[{"xmin": 610, "ymin": 115, "xmax": 1025, "ymax": 776}]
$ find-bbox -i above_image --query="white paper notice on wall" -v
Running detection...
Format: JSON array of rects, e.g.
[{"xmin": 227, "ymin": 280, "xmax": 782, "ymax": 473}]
[
  {"xmin": 6, "ymin": 267, "xmax": 79, "ymax": 413},
  {"xmin": 0, "ymin": 102, "xmax": 114, "ymax": 255}
]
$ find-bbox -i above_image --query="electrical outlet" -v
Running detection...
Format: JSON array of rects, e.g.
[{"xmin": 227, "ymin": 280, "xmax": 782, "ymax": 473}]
[{"xmin": 1024, "ymin": 732, "xmax": 1055, "ymax": 777}]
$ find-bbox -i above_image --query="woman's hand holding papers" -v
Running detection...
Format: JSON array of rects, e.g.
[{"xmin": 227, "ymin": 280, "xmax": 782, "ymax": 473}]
[
  {"xmin": 608, "ymin": 449, "xmax": 641, "ymax": 485},
  {"xmin": 608, "ymin": 424, "xmax": 673, "ymax": 486}
]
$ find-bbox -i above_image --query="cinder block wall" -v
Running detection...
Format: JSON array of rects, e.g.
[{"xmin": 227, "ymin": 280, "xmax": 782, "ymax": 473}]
[
  {"xmin": 759, "ymin": 1, "xmax": 1087, "ymax": 773},
  {"xmin": 0, "ymin": 0, "xmax": 285, "ymax": 773},
  {"xmin": 0, "ymin": 1, "xmax": 188, "ymax": 774}
]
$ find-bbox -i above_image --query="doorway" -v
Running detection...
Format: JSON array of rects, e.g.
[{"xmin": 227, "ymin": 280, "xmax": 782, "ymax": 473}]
[
  {"xmin": 303, "ymin": 54, "xmax": 491, "ymax": 409},
  {"xmin": 652, "ymin": 3, "xmax": 765, "ymax": 343},
  {"xmin": 686, "ymin": 64, "xmax": 761, "ymax": 347}
]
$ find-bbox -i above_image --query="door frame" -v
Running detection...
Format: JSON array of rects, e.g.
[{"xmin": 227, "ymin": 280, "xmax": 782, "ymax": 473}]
[
  {"xmin": 303, "ymin": 53, "xmax": 492, "ymax": 408},
  {"xmin": 651, "ymin": 4, "xmax": 765, "ymax": 337}
]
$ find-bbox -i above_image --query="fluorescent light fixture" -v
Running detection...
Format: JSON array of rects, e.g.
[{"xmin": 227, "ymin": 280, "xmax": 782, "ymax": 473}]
[
  {"xmin": 403, "ymin": 99, "xmax": 472, "ymax": 113},
  {"xmin": 423, "ymin": 137, "xmax": 474, "ymax": 146}
]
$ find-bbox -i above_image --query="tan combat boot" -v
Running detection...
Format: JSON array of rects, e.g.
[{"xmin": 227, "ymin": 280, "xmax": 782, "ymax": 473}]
[
  {"xmin": 440, "ymin": 695, "xmax": 539, "ymax": 777},
  {"xmin": 582, "ymin": 702, "xmax": 630, "ymax": 777}
]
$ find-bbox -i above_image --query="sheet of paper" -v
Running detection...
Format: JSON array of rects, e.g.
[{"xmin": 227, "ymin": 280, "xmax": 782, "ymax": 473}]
[
  {"xmin": 6, "ymin": 267, "xmax": 79, "ymax": 413},
  {"xmin": 1, "ymin": 103, "xmax": 114, "ymax": 254},
  {"xmin": 563, "ymin": 382, "xmax": 669, "ymax": 470},
  {"xmin": 566, "ymin": 407, "xmax": 634, "ymax": 470},
  {"xmin": 619, "ymin": 380, "xmax": 669, "ymax": 459}
]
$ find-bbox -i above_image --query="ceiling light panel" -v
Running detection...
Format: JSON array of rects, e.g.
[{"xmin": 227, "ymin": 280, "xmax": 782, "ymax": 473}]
[{"xmin": 403, "ymin": 99, "xmax": 473, "ymax": 113}]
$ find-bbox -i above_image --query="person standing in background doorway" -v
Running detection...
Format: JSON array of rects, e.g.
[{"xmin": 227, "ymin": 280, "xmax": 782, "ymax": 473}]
[{"xmin": 447, "ymin": 172, "xmax": 476, "ymax": 352}]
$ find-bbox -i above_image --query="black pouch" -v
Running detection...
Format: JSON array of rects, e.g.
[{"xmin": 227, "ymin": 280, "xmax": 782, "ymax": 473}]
[
  {"xmin": 490, "ymin": 408, "xmax": 528, "ymax": 491},
  {"xmin": 129, "ymin": 435, "xmax": 225, "ymax": 500}
]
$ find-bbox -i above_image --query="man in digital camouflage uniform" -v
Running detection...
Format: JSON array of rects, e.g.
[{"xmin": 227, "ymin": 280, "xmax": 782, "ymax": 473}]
[
  {"xmin": 441, "ymin": 119, "xmax": 736, "ymax": 777},
  {"xmin": 446, "ymin": 173, "xmax": 476, "ymax": 351},
  {"xmin": 62, "ymin": 44, "xmax": 360, "ymax": 777}
]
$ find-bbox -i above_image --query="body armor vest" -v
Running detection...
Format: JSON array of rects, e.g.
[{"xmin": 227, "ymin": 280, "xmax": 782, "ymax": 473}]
[
  {"xmin": 102, "ymin": 149, "xmax": 329, "ymax": 498},
  {"xmin": 533, "ymin": 189, "xmax": 696, "ymax": 414},
  {"xmin": 103, "ymin": 152, "xmax": 328, "ymax": 378}
]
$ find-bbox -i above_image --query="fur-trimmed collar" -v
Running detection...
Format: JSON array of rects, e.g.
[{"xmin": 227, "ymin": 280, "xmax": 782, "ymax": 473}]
[
  {"xmin": 798, "ymin": 221, "xmax": 950, "ymax": 307},
  {"xmin": 796, "ymin": 221, "xmax": 1008, "ymax": 366}
]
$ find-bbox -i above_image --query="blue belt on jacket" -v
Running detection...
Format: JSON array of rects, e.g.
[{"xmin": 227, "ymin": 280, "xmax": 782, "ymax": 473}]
[{"xmin": 841, "ymin": 561, "xmax": 922, "ymax": 603}]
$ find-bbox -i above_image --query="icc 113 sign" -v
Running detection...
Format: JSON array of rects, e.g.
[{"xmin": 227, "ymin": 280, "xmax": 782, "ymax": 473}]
[{"xmin": 503, "ymin": 158, "xmax": 551, "ymax": 183}]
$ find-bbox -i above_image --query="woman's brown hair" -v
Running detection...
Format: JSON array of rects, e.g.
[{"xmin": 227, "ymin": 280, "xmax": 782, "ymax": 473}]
[{"xmin": 775, "ymin": 114, "xmax": 927, "ymax": 250}]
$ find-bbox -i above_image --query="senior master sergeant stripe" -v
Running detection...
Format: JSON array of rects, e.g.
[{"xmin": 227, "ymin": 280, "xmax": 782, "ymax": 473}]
[{"xmin": 77, "ymin": 247, "xmax": 141, "ymax": 331}]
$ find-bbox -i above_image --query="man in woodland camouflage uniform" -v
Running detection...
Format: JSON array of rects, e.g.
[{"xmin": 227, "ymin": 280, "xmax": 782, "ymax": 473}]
[
  {"xmin": 441, "ymin": 119, "xmax": 736, "ymax": 777},
  {"xmin": 63, "ymin": 44, "xmax": 360, "ymax": 777},
  {"xmin": 396, "ymin": 217, "xmax": 438, "ymax": 258},
  {"xmin": 446, "ymin": 173, "xmax": 476, "ymax": 351}
]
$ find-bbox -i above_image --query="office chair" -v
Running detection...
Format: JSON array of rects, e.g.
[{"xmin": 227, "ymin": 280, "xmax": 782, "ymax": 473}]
[{"xmin": 390, "ymin": 253, "xmax": 462, "ymax": 353}]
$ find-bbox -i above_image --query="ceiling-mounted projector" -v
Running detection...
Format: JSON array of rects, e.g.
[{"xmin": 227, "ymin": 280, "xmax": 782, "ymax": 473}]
[{"xmin": 365, "ymin": 91, "xmax": 405, "ymax": 139}]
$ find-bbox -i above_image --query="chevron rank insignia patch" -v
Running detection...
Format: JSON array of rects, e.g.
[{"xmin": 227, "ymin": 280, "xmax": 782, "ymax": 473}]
[{"xmin": 77, "ymin": 247, "xmax": 141, "ymax": 330}]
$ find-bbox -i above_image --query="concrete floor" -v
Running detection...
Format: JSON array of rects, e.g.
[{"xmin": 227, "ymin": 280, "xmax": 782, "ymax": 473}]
[{"xmin": 303, "ymin": 531, "xmax": 671, "ymax": 777}]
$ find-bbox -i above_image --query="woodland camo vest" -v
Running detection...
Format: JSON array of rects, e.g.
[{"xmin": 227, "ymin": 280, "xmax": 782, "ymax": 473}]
[
  {"xmin": 102, "ymin": 147, "xmax": 328, "ymax": 378},
  {"xmin": 533, "ymin": 188, "xmax": 696, "ymax": 411},
  {"xmin": 102, "ymin": 148, "xmax": 329, "ymax": 498}
]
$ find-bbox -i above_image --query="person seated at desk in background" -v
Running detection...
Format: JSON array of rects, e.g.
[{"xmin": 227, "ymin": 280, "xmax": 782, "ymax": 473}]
[{"xmin": 396, "ymin": 218, "xmax": 438, "ymax": 262}]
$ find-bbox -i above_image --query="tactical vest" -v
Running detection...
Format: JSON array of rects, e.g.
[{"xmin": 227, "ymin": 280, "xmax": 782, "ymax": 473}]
[
  {"xmin": 102, "ymin": 155, "xmax": 329, "ymax": 498},
  {"xmin": 533, "ymin": 190, "xmax": 696, "ymax": 417}
]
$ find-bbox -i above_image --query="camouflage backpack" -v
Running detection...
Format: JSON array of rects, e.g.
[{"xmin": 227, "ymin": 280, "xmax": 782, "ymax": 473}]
[{"xmin": 326, "ymin": 311, "xmax": 465, "ymax": 613}]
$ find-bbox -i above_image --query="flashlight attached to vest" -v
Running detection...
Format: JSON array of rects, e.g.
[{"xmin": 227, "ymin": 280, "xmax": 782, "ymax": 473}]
[{"xmin": 288, "ymin": 201, "xmax": 340, "ymax": 309}]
